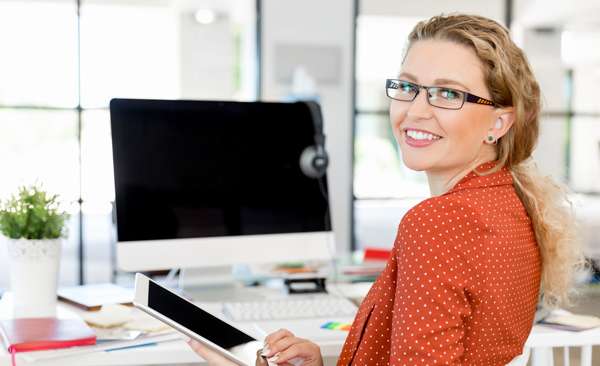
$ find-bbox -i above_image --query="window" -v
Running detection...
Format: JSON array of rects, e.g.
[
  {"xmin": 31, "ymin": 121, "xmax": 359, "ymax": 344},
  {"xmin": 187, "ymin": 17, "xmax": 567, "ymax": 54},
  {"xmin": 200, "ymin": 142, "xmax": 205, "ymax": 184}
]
[
  {"xmin": 352, "ymin": 11, "xmax": 600, "ymax": 252},
  {"xmin": 0, "ymin": 0, "xmax": 257, "ymax": 286},
  {"xmin": 0, "ymin": 1, "xmax": 78, "ymax": 107},
  {"xmin": 353, "ymin": 15, "xmax": 426, "ymax": 251},
  {"xmin": 354, "ymin": 16, "xmax": 426, "ymax": 200}
]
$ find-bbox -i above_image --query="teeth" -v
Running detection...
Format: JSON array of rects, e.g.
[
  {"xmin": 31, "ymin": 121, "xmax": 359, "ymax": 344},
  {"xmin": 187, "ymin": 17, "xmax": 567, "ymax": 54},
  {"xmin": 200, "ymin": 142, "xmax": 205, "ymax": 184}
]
[{"xmin": 406, "ymin": 129, "xmax": 441, "ymax": 141}]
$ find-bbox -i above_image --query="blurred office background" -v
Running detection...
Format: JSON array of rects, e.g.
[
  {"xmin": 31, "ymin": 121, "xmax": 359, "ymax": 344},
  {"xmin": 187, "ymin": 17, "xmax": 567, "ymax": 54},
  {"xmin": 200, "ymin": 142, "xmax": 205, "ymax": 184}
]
[{"xmin": 0, "ymin": 0, "xmax": 599, "ymax": 289}]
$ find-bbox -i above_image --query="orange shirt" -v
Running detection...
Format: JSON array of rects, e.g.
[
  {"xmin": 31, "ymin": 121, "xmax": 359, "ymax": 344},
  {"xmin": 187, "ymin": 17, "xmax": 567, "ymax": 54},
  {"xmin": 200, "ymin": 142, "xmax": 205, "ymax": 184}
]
[{"xmin": 338, "ymin": 162, "xmax": 541, "ymax": 365}]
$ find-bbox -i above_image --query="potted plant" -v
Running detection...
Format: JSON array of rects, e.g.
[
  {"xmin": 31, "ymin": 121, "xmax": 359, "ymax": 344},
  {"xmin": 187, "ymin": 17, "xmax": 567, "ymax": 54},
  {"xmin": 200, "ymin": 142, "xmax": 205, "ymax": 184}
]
[{"xmin": 0, "ymin": 184, "xmax": 69, "ymax": 317}]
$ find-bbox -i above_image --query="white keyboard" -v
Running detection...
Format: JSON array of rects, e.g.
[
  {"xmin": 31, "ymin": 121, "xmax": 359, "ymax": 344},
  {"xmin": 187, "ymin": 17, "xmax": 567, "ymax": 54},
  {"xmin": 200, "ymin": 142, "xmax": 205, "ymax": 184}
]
[{"xmin": 222, "ymin": 295, "xmax": 358, "ymax": 322}]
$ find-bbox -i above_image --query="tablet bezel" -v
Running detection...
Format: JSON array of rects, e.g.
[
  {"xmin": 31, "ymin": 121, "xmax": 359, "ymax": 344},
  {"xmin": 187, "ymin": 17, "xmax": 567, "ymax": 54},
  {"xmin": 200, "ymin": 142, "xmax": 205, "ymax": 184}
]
[{"xmin": 133, "ymin": 273, "xmax": 258, "ymax": 366}]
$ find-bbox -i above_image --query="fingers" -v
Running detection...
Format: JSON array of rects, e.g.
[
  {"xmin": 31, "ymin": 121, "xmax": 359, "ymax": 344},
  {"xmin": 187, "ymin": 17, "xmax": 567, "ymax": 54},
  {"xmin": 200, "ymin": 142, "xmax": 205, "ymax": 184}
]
[
  {"xmin": 262, "ymin": 329, "xmax": 321, "ymax": 365},
  {"xmin": 188, "ymin": 339, "xmax": 211, "ymax": 358},
  {"xmin": 268, "ymin": 341, "xmax": 321, "ymax": 365},
  {"xmin": 264, "ymin": 335, "xmax": 305, "ymax": 357},
  {"xmin": 187, "ymin": 340, "xmax": 237, "ymax": 366},
  {"xmin": 274, "ymin": 360, "xmax": 302, "ymax": 366},
  {"xmin": 255, "ymin": 349, "xmax": 269, "ymax": 366},
  {"xmin": 264, "ymin": 328, "xmax": 294, "ymax": 347}
]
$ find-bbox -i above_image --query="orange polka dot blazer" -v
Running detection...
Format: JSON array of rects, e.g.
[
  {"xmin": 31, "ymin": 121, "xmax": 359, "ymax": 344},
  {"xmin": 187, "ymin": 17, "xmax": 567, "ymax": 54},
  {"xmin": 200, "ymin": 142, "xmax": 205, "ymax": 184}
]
[{"xmin": 338, "ymin": 162, "xmax": 541, "ymax": 365}]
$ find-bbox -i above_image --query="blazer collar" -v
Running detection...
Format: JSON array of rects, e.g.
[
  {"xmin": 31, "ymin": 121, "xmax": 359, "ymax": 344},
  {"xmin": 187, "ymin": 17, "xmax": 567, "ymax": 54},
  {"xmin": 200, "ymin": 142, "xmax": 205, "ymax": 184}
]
[{"xmin": 443, "ymin": 161, "xmax": 513, "ymax": 195}]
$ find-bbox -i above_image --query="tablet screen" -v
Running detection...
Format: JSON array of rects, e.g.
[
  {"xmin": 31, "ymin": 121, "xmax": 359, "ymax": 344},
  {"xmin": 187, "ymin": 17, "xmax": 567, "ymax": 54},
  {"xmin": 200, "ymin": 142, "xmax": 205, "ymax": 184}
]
[{"xmin": 147, "ymin": 281, "xmax": 256, "ymax": 349}]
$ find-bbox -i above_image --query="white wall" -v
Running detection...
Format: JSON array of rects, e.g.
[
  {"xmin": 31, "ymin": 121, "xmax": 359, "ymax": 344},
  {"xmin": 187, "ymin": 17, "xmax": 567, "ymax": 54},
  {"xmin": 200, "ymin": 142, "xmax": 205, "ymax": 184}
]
[
  {"xmin": 260, "ymin": 0, "xmax": 355, "ymax": 255},
  {"xmin": 174, "ymin": 0, "xmax": 257, "ymax": 100},
  {"xmin": 178, "ymin": 11, "xmax": 236, "ymax": 100},
  {"xmin": 360, "ymin": 0, "xmax": 504, "ymax": 22}
]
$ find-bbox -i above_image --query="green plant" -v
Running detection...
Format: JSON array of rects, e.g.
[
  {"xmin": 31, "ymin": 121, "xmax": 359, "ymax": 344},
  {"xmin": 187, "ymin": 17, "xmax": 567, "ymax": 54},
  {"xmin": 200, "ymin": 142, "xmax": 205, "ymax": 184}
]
[{"xmin": 0, "ymin": 185, "xmax": 69, "ymax": 240}]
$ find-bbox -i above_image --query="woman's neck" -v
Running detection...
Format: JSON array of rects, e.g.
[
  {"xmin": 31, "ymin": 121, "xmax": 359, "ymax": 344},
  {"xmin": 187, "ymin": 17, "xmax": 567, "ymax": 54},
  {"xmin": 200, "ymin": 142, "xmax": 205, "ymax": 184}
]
[{"xmin": 426, "ymin": 152, "xmax": 497, "ymax": 196}]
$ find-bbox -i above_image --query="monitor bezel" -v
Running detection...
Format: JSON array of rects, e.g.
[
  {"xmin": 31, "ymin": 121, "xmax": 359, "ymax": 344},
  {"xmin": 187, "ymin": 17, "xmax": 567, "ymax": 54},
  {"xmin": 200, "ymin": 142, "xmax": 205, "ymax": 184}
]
[
  {"xmin": 117, "ymin": 231, "xmax": 334, "ymax": 271},
  {"xmin": 110, "ymin": 98, "xmax": 335, "ymax": 272}
]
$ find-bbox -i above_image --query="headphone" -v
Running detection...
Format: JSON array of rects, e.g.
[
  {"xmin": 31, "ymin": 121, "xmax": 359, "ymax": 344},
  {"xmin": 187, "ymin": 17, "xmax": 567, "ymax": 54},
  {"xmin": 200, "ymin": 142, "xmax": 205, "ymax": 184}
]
[{"xmin": 299, "ymin": 101, "xmax": 329, "ymax": 179}]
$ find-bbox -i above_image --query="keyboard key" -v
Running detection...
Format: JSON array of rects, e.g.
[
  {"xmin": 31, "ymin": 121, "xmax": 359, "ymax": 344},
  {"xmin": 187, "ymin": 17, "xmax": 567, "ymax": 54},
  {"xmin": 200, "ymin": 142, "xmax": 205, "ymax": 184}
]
[{"xmin": 222, "ymin": 296, "xmax": 357, "ymax": 321}]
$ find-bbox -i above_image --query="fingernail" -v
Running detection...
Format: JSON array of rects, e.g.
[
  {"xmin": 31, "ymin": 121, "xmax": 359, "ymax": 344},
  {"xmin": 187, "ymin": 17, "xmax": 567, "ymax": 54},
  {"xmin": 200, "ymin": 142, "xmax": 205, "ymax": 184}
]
[
  {"xmin": 261, "ymin": 346, "xmax": 271, "ymax": 356},
  {"xmin": 289, "ymin": 357, "xmax": 304, "ymax": 366},
  {"xmin": 267, "ymin": 353, "xmax": 279, "ymax": 362}
]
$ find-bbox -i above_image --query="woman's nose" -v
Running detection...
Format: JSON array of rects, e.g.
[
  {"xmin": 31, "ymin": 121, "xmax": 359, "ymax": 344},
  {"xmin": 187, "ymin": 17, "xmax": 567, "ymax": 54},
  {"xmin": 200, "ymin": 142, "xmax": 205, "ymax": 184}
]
[{"xmin": 406, "ymin": 89, "xmax": 434, "ymax": 119}]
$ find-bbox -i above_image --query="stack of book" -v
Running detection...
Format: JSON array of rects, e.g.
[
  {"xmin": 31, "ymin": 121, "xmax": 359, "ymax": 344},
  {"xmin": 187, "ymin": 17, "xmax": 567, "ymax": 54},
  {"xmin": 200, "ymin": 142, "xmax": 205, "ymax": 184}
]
[
  {"xmin": 538, "ymin": 309, "xmax": 600, "ymax": 331},
  {"xmin": 0, "ymin": 317, "xmax": 96, "ymax": 365}
]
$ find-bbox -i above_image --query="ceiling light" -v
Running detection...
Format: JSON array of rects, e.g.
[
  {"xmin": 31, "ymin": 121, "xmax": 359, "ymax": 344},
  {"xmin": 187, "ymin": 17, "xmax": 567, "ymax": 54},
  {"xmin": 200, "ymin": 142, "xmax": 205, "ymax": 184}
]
[{"xmin": 194, "ymin": 9, "xmax": 216, "ymax": 25}]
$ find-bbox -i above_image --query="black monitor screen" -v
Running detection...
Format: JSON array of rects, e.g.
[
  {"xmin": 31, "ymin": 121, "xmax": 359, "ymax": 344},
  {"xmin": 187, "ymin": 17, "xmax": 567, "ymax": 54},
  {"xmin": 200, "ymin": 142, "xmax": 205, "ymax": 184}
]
[{"xmin": 110, "ymin": 99, "xmax": 330, "ymax": 242}]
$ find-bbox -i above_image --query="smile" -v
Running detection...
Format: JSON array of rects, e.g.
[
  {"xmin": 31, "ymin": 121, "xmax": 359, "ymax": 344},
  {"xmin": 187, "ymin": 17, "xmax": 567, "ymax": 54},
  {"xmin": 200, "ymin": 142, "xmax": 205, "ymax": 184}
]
[{"xmin": 403, "ymin": 128, "xmax": 443, "ymax": 147}]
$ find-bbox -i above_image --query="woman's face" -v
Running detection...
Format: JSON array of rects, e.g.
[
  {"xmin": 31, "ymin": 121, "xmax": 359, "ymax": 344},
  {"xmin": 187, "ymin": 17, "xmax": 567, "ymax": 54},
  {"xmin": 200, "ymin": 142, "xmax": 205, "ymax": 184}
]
[{"xmin": 389, "ymin": 39, "xmax": 498, "ymax": 173}]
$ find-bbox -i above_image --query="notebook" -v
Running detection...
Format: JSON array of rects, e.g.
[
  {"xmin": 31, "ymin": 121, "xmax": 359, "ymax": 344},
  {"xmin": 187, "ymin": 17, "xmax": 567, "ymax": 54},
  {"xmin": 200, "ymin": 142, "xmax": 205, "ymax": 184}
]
[
  {"xmin": 539, "ymin": 312, "xmax": 600, "ymax": 331},
  {"xmin": 0, "ymin": 318, "xmax": 96, "ymax": 354},
  {"xmin": 58, "ymin": 283, "xmax": 134, "ymax": 311}
]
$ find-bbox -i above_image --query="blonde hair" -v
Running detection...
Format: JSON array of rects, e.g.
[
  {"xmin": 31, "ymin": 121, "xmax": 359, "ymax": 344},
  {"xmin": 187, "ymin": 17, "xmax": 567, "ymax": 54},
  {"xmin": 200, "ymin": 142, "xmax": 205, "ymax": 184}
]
[{"xmin": 406, "ymin": 14, "xmax": 586, "ymax": 308}]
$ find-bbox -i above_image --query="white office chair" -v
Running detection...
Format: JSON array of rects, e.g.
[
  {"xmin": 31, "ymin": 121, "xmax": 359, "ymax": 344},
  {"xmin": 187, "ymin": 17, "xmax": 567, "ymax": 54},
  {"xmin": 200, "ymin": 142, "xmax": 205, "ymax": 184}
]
[
  {"xmin": 506, "ymin": 346, "xmax": 593, "ymax": 366},
  {"xmin": 525, "ymin": 307, "xmax": 596, "ymax": 366},
  {"xmin": 529, "ymin": 345, "xmax": 593, "ymax": 366}
]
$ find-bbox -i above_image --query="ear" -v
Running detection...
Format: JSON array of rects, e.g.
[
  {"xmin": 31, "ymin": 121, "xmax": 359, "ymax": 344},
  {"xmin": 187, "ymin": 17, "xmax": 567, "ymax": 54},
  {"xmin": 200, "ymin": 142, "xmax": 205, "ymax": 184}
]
[{"xmin": 490, "ymin": 107, "xmax": 514, "ymax": 139}]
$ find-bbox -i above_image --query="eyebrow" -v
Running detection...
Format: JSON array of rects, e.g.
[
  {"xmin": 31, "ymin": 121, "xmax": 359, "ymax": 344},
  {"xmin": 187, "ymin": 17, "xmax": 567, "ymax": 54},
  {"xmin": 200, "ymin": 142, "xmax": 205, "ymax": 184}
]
[{"xmin": 397, "ymin": 72, "xmax": 472, "ymax": 92}]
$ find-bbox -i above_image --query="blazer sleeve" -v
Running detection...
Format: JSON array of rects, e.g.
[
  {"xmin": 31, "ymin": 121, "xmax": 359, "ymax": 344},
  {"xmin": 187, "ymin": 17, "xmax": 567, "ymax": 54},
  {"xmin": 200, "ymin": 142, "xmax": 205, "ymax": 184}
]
[{"xmin": 389, "ymin": 197, "xmax": 485, "ymax": 365}]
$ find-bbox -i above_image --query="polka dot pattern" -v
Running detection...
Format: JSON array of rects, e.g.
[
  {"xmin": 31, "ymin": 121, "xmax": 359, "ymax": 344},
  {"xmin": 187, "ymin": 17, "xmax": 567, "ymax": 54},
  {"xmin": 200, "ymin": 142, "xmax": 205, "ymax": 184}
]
[{"xmin": 337, "ymin": 162, "xmax": 541, "ymax": 365}]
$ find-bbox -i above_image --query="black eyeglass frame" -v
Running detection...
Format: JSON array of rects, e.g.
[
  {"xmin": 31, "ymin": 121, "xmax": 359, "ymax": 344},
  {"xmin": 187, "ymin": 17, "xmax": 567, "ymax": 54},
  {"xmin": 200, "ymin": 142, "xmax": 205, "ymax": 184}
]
[{"xmin": 385, "ymin": 78, "xmax": 498, "ymax": 110}]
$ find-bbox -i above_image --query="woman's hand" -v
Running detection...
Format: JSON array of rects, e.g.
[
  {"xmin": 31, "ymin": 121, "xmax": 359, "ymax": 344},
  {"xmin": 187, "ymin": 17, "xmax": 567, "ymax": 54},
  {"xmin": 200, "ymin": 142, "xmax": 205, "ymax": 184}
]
[
  {"xmin": 187, "ymin": 339, "xmax": 238, "ymax": 366},
  {"xmin": 262, "ymin": 329, "xmax": 323, "ymax": 366},
  {"xmin": 186, "ymin": 339, "xmax": 272, "ymax": 366}
]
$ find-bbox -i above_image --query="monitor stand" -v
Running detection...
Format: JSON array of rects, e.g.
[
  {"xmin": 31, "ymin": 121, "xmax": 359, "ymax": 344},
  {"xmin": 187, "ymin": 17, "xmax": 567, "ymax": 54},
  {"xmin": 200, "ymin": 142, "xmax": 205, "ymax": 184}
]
[
  {"xmin": 179, "ymin": 266, "xmax": 287, "ymax": 302},
  {"xmin": 179, "ymin": 266, "xmax": 236, "ymax": 287},
  {"xmin": 178, "ymin": 266, "xmax": 276, "ymax": 302}
]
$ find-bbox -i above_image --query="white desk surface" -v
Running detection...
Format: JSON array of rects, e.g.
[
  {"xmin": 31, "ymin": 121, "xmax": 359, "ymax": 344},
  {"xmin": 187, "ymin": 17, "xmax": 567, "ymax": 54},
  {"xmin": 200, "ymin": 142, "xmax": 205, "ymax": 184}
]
[
  {"xmin": 1, "ymin": 283, "xmax": 600, "ymax": 365},
  {"xmin": 0, "ymin": 288, "xmax": 350, "ymax": 366}
]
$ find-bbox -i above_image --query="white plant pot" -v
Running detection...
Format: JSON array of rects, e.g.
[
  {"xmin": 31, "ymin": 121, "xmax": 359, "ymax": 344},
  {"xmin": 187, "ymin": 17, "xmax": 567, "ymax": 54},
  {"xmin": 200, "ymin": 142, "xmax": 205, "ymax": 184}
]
[{"xmin": 6, "ymin": 238, "xmax": 62, "ymax": 318}]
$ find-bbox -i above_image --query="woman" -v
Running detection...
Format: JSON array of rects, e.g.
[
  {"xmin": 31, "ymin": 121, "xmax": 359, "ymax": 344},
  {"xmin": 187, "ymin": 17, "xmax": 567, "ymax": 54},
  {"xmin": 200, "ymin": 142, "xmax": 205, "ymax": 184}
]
[{"xmin": 190, "ymin": 14, "xmax": 584, "ymax": 365}]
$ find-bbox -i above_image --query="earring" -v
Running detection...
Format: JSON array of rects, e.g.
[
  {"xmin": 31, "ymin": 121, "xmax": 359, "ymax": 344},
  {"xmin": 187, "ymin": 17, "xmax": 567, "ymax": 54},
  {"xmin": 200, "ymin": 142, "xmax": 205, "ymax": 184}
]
[
  {"xmin": 495, "ymin": 119, "xmax": 502, "ymax": 129},
  {"xmin": 486, "ymin": 134, "xmax": 497, "ymax": 144}
]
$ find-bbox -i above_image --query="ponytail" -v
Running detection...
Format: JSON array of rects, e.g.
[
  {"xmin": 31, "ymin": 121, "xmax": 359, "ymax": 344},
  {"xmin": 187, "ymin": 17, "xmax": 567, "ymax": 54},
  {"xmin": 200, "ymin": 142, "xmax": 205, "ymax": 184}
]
[{"xmin": 510, "ymin": 160, "xmax": 586, "ymax": 308}]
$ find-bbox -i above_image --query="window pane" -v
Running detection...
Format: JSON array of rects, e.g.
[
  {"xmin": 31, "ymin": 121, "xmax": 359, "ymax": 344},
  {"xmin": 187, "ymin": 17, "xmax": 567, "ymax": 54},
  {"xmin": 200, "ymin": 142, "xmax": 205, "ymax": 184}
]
[
  {"xmin": 354, "ymin": 15, "xmax": 428, "ymax": 200},
  {"xmin": 354, "ymin": 198, "xmax": 423, "ymax": 250},
  {"xmin": 81, "ymin": 110, "xmax": 114, "ymax": 204},
  {"xmin": 0, "ymin": 109, "xmax": 79, "ymax": 201},
  {"xmin": 532, "ymin": 116, "xmax": 568, "ymax": 183},
  {"xmin": 353, "ymin": 113, "xmax": 429, "ymax": 199},
  {"xmin": 82, "ymin": 206, "xmax": 114, "ymax": 284},
  {"xmin": 0, "ymin": 109, "xmax": 79, "ymax": 287},
  {"xmin": 61, "ymin": 213, "xmax": 81, "ymax": 286},
  {"xmin": 0, "ymin": 1, "xmax": 78, "ymax": 107},
  {"xmin": 356, "ymin": 16, "xmax": 422, "ymax": 112},
  {"xmin": 80, "ymin": 2, "xmax": 178, "ymax": 108},
  {"xmin": 570, "ymin": 116, "xmax": 600, "ymax": 193},
  {"xmin": 563, "ymin": 31, "xmax": 600, "ymax": 115},
  {"xmin": 81, "ymin": 109, "xmax": 114, "ymax": 283},
  {"xmin": 572, "ymin": 65, "xmax": 600, "ymax": 114}
]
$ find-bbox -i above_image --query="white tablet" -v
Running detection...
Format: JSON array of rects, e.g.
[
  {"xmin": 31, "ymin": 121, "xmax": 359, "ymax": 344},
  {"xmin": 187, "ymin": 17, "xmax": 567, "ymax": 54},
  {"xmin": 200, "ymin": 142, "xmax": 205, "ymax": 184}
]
[{"xmin": 133, "ymin": 273, "xmax": 262, "ymax": 366}]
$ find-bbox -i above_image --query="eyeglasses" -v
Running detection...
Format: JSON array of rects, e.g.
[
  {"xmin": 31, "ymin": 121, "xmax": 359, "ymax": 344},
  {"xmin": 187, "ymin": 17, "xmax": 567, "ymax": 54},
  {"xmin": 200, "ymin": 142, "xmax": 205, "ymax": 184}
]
[{"xmin": 385, "ymin": 78, "xmax": 497, "ymax": 110}]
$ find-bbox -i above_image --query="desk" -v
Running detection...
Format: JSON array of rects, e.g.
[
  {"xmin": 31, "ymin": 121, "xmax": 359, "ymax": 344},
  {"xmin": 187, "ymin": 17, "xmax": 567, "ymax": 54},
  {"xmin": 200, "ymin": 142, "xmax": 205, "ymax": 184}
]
[
  {"xmin": 1, "ymin": 285, "xmax": 599, "ymax": 366},
  {"xmin": 0, "ymin": 291, "xmax": 348, "ymax": 366}
]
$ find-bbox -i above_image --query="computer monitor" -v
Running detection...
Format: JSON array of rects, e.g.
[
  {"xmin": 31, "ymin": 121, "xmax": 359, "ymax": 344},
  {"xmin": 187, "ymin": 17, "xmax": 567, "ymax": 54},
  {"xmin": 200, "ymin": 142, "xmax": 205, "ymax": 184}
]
[{"xmin": 110, "ymin": 99, "xmax": 333, "ymax": 272}]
